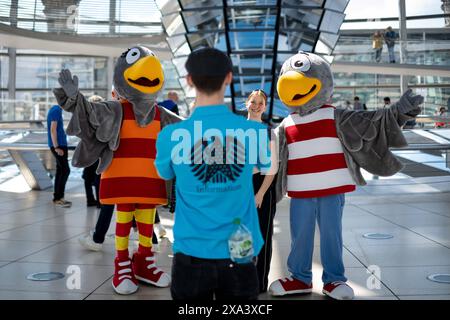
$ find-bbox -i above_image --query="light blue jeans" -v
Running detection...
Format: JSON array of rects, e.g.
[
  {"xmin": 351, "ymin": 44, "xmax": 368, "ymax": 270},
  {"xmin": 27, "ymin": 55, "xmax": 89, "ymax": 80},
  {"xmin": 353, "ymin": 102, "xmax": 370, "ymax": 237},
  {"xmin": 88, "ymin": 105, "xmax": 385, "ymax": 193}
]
[
  {"xmin": 388, "ymin": 45, "xmax": 395, "ymax": 62},
  {"xmin": 287, "ymin": 194, "xmax": 347, "ymax": 285}
]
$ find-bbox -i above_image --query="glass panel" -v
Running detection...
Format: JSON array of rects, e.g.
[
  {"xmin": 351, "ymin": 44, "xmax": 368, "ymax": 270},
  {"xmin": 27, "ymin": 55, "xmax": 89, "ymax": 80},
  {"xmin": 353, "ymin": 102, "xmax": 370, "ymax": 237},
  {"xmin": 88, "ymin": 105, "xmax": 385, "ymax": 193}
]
[
  {"xmin": 0, "ymin": 55, "xmax": 8, "ymax": 89},
  {"xmin": 324, "ymin": 0, "xmax": 349, "ymax": 12},
  {"xmin": 282, "ymin": 0, "xmax": 324, "ymax": 7},
  {"xmin": 230, "ymin": 54, "xmax": 273, "ymax": 75},
  {"xmin": 227, "ymin": 7, "xmax": 276, "ymax": 29},
  {"xmin": 162, "ymin": 13, "xmax": 186, "ymax": 37},
  {"xmin": 0, "ymin": 91, "xmax": 9, "ymax": 121},
  {"xmin": 167, "ymin": 34, "xmax": 188, "ymax": 53},
  {"xmin": 2, "ymin": 0, "xmax": 161, "ymax": 35},
  {"xmin": 172, "ymin": 56, "xmax": 188, "ymax": 78},
  {"xmin": 181, "ymin": 0, "xmax": 222, "ymax": 9},
  {"xmin": 228, "ymin": 0, "xmax": 277, "ymax": 5},
  {"xmin": 157, "ymin": 0, "xmax": 181, "ymax": 15},
  {"xmin": 319, "ymin": 10, "xmax": 345, "ymax": 34},
  {"xmin": 182, "ymin": 9, "xmax": 223, "ymax": 32},
  {"xmin": 282, "ymin": 7, "xmax": 322, "ymax": 30},
  {"xmin": 186, "ymin": 32, "xmax": 227, "ymax": 51},
  {"xmin": 278, "ymin": 29, "xmax": 318, "ymax": 52},
  {"xmin": 229, "ymin": 31, "xmax": 275, "ymax": 51},
  {"xmin": 16, "ymin": 56, "xmax": 107, "ymax": 89},
  {"xmin": 174, "ymin": 42, "xmax": 191, "ymax": 57}
]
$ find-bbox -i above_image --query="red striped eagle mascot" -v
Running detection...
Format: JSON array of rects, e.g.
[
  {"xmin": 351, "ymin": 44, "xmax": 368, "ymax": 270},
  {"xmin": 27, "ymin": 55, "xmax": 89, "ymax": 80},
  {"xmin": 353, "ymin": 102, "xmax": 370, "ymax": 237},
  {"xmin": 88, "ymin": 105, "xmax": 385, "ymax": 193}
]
[{"xmin": 269, "ymin": 51, "xmax": 423, "ymax": 300}]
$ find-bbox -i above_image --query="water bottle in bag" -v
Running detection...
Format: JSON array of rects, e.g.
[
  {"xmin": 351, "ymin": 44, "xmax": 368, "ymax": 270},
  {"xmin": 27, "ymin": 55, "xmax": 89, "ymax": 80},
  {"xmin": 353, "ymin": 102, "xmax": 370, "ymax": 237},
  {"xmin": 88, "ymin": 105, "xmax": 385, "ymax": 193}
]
[{"xmin": 228, "ymin": 218, "xmax": 254, "ymax": 264}]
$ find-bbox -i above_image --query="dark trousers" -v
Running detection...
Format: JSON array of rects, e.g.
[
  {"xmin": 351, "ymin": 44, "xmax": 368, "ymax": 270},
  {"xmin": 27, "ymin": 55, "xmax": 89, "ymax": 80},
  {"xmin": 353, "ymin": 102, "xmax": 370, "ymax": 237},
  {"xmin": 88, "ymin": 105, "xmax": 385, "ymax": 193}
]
[
  {"xmin": 50, "ymin": 146, "xmax": 70, "ymax": 201},
  {"xmin": 82, "ymin": 161, "xmax": 100, "ymax": 203},
  {"xmin": 171, "ymin": 253, "xmax": 259, "ymax": 300},
  {"xmin": 253, "ymin": 173, "xmax": 276, "ymax": 293},
  {"xmin": 93, "ymin": 204, "xmax": 115, "ymax": 244},
  {"xmin": 152, "ymin": 211, "xmax": 160, "ymax": 245},
  {"xmin": 92, "ymin": 205, "xmax": 159, "ymax": 244}
]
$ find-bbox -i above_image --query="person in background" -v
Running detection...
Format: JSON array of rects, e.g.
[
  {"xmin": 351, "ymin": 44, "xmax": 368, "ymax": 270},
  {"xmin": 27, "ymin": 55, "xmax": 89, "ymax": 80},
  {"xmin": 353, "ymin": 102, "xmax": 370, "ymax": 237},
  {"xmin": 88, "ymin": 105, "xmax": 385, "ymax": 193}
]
[
  {"xmin": 158, "ymin": 91, "xmax": 180, "ymax": 115},
  {"xmin": 383, "ymin": 97, "xmax": 391, "ymax": 108},
  {"xmin": 47, "ymin": 104, "xmax": 72, "ymax": 207},
  {"xmin": 246, "ymin": 89, "xmax": 279, "ymax": 293},
  {"xmin": 435, "ymin": 107, "xmax": 448, "ymax": 129},
  {"xmin": 353, "ymin": 96, "xmax": 363, "ymax": 111},
  {"xmin": 384, "ymin": 26, "xmax": 397, "ymax": 63},
  {"xmin": 158, "ymin": 91, "xmax": 180, "ymax": 214},
  {"xmin": 344, "ymin": 100, "xmax": 352, "ymax": 110},
  {"xmin": 82, "ymin": 95, "xmax": 104, "ymax": 208},
  {"xmin": 372, "ymin": 30, "xmax": 384, "ymax": 63}
]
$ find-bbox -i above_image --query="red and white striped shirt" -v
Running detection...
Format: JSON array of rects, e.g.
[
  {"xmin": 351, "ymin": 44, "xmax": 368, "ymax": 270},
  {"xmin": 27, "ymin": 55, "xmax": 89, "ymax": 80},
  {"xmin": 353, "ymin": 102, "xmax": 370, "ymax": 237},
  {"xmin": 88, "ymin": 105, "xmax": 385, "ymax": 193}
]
[{"xmin": 284, "ymin": 105, "xmax": 355, "ymax": 198}]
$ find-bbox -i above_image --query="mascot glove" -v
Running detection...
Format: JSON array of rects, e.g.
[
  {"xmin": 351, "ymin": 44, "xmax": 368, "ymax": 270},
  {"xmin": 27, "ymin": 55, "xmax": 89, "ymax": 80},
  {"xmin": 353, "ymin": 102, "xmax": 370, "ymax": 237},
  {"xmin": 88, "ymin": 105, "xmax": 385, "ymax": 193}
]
[
  {"xmin": 58, "ymin": 69, "xmax": 79, "ymax": 99},
  {"xmin": 397, "ymin": 88, "xmax": 424, "ymax": 116}
]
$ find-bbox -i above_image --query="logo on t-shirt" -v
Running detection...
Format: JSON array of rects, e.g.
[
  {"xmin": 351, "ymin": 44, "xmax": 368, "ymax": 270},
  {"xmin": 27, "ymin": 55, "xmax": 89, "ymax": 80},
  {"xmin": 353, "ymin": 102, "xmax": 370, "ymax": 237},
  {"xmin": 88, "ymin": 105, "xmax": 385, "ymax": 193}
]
[{"xmin": 190, "ymin": 136, "xmax": 245, "ymax": 184}]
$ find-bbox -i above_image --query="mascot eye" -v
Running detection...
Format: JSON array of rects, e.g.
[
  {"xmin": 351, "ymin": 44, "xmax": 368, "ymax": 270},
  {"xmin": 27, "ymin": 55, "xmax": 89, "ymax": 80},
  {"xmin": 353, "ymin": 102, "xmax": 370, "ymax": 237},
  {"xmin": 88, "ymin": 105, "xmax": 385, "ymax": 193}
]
[
  {"xmin": 290, "ymin": 57, "xmax": 311, "ymax": 72},
  {"xmin": 126, "ymin": 48, "xmax": 141, "ymax": 64}
]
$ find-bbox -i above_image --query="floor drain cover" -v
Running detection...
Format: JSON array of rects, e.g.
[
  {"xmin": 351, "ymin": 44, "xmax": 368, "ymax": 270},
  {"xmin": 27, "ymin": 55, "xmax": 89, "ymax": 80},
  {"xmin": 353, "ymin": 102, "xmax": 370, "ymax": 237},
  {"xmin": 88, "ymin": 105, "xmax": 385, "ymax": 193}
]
[
  {"xmin": 363, "ymin": 233, "xmax": 394, "ymax": 240},
  {"xmin": 27, "ymin": 272, "xmax": 65, "ymax": 281},
  {"xmin": 427, "ymin": 274, "xmax": 450, "ymax": 284}
]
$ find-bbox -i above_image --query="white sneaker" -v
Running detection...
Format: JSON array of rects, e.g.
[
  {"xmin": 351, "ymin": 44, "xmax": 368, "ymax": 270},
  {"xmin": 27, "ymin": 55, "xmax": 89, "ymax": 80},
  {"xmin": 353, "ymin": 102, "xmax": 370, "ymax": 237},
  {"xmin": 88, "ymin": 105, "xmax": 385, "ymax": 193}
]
[
  {"xmin": 53, "ymin": 199, "xmax": 72, "ymax": 208},
  {"xmin": 78, "ymin": 234, "xmax": 102, "ymax": 251},
  {"xmin": 323, "ymin": 281, "xmax": 355, "ymax": 300},
  {"xmin": 151, "ymin": 243, "xmax": 160, "ymax": 253},
  {"xmin": 155, "ymin": 224, "xmax": 167, "ymax": 238}
]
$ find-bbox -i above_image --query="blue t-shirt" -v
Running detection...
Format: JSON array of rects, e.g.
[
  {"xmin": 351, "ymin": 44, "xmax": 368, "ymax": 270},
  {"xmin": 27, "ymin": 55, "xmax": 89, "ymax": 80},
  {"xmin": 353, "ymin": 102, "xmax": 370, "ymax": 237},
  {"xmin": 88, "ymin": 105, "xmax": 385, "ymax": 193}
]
[
  {"xmin": 155, "ymin": 105, "xmax": 271, "ymax": 259},
  {"xmin": 47, "ymin": 105, "xmax": 67, "ymax": 148},
  {"xmin": 158, "ymin": 100, "xmax": 178, "ymax": 114}
]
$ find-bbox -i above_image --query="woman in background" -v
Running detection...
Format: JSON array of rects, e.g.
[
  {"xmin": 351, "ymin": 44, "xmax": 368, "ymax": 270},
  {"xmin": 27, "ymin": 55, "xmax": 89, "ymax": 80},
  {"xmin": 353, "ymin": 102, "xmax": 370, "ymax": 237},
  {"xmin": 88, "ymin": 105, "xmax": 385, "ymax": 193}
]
[{"xmin": 246, "ymin": 89, "xmax": 278, "ymax": 293}]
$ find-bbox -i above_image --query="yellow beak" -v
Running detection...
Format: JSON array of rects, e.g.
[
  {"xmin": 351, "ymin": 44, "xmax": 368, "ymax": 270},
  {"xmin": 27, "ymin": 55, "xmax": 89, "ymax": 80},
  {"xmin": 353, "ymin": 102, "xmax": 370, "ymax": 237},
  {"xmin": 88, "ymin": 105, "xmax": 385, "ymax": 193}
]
[
  {"xmin": 277, "ymin": 71, "xmax": 322, "ymax": 107},
  {"xmin": 124, "ymin": 55, "xmax": 164, "ymax": 94}
]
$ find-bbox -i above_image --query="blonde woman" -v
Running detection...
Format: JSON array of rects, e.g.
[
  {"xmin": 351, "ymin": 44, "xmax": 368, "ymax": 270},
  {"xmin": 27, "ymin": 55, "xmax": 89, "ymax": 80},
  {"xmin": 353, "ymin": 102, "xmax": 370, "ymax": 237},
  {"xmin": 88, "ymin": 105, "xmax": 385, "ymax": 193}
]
[{"xmin": 246, "ymin": 89, "xmax": 279, "ymax": 293}]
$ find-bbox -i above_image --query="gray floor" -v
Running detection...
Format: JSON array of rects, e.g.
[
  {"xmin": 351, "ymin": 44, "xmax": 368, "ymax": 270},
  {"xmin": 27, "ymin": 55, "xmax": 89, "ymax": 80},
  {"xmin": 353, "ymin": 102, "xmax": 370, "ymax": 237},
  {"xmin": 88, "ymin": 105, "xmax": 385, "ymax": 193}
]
[{"xmin": 0, "ymin": 176, "xmax": 449, "ymax": 300}]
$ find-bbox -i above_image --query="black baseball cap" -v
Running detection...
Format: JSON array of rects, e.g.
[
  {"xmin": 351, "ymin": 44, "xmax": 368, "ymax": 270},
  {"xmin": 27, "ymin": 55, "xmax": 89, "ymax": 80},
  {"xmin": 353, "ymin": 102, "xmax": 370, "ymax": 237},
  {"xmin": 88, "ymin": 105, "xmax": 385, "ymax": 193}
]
[{"xmin": 185, "ymin": 47, "xmax": 232, "ymax": 77}]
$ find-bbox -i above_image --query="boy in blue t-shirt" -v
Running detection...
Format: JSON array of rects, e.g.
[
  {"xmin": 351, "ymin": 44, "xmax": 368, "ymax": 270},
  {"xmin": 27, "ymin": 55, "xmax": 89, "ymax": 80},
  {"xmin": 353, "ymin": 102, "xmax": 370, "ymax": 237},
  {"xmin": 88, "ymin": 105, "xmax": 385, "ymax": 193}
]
[{"xmin": 155, "ymin": 48, "xmax": 271, "ymax": 300}]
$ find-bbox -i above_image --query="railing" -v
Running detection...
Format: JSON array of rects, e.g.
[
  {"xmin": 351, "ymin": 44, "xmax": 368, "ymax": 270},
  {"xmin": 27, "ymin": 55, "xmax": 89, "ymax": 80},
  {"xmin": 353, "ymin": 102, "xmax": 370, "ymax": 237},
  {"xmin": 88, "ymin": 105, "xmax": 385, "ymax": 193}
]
[
  {"xmin": 0, "ymin": 0, "xmax": 163, "ymax": 35},
  {"xmin": 333, "ymin": 36, "xmax": 450, "ymax": 66},
  {"xmin": 0, "ymin": 143, "xmax": 76, "ymax": 150}
]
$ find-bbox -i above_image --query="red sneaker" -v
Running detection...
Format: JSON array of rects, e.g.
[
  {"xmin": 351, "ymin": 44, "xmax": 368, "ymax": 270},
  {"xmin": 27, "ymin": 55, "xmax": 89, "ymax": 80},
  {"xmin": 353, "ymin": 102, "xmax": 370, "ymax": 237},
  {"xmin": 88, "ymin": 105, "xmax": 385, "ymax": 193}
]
[
  {"xmin": 112, "ymin": 257, "xmax": 138, "ymax": 295},
  {"xmin": 323, "ymin": 281, "xmax": 354, "ymax": 300},
  {"xmin": 132, "ymin": 251, "xmax": 171, "ymax": 287},
  {"xmin": 269, "ymin": 276, "xmax": 313, "ymax": 296}
]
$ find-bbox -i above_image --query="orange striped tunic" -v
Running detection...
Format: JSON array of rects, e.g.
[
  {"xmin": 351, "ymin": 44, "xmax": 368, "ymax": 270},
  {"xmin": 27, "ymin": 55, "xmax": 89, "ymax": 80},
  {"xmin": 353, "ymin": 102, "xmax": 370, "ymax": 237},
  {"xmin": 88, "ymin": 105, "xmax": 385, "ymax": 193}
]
[{"xmin": 99, "ymin": 102, "xmax": 167, "ymax": 205}]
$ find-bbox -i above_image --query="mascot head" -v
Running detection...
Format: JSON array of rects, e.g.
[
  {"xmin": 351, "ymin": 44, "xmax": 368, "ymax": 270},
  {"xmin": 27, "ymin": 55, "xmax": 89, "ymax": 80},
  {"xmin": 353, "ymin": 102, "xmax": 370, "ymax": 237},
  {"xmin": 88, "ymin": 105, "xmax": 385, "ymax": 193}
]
[
  {"xmin": 277, "ymin": 51, "xmax": 333, "ymax": 115},
  {"xmin": 113, "ymin": 45, "xmax": 164, "ymax": 126}
]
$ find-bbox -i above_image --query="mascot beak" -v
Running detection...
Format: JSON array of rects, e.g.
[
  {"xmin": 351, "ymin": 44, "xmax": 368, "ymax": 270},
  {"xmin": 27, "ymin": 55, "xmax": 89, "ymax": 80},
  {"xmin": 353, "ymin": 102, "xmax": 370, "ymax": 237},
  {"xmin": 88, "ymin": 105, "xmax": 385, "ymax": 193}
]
[
  {"xmin": 277, "ymin": 71, "xmax": 322, "ymax": 107},
  {"xmin": 124, "ymin": 55, "xmax": 164, "ymax": 94}
]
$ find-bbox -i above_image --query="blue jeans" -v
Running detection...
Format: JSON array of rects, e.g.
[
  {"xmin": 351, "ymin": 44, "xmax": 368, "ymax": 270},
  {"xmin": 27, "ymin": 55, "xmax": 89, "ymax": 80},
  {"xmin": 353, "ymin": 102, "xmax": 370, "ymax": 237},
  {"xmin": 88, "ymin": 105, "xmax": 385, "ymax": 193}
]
[
  {"xmin": 388, "ymin": 45, "xmax": 395, "ymax": 62},
  {"xmin": 287, "ymin": 194, "xmax": 347, "ymax": 285}
]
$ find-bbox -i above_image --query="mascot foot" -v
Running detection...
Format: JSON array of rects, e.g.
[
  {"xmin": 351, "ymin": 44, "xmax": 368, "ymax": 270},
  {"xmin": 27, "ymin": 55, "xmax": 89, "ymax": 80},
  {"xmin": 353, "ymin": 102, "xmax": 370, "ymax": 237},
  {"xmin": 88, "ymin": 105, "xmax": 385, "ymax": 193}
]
[
  {"xmin": 132, "ymin": 251, "xmax": 171, "ymax": 287},
  {"xmin": 112, "ymin": 257, "xmax": 138, "ymax": 295},
  {"xmin": 323, "ymin": 281, "xmax": 354, "ymax": 300},
  {"xmin": 269, "ymin": 277, "xmax": 313, "ymax": 296}
]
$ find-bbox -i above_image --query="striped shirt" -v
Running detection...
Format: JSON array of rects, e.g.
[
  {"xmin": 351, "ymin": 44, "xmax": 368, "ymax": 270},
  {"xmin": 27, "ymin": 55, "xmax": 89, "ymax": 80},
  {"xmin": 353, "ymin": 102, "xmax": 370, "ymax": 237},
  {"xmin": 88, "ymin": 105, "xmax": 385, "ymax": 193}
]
[
  {"xmin": 99, "ymin": 102, "xmax": 167, "ymax": 205},
  {"xmin": 284, "ymin": 105, "xmax": 355, "ymax": 198}
]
